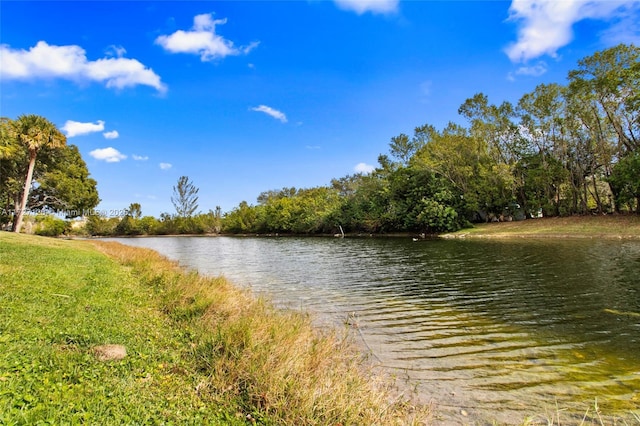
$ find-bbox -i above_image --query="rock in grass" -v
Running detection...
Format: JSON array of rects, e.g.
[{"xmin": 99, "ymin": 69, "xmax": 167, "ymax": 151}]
[{"xmin": 92, "ymin": 344, "xmax": 127, "ymax": 361}]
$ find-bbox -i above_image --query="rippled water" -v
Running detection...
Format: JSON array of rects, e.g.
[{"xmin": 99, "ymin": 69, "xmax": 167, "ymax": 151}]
[{"xmin": 111, "ymin": 236, "xmax": 640, "ymax": 423}]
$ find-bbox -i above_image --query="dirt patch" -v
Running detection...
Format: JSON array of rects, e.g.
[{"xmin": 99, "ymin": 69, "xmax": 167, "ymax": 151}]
[{"xmin": 92, "ymin": 344, "xmax": 127, "ymax": 361}]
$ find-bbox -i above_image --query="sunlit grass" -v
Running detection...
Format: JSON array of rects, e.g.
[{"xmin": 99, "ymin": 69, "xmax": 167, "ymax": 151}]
[
  {"xmin": 445, "ymin": 215, "xmax": 640, "ymax": 239},
  {"xmin": 0, "ymin": 232, "xmax": 429, "ymax": 424}
]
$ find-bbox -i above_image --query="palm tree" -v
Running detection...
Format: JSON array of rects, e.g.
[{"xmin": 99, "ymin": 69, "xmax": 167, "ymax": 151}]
[{"xmin": 10, "ymin": 115, "xmax": 66, "ymax": 233}]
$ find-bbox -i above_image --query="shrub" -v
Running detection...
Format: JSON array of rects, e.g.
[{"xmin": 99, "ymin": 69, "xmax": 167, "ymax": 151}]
[{"xmin": 34, "ymin": 215, "xmax": 69, "ymax": 236}]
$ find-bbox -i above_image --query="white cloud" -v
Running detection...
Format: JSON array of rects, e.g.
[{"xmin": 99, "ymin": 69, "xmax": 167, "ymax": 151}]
[
  {"xmin": 334, "ymin": 0, "xmax": 399, "ymax": 14},
  {"xmin": 0, "ymin": 41, "xmax": 166, "ymax": 93},
  {"xmin": 354, "ymin": 162, "xmax": 375, "ymax": 174},
  {"xmin": 103, "ymin": 130, "xmax": 119, "ymax": 139},
  {"xmin": 90, "ymin": 147, "xmax": 127, "ymax": 163},
  {"xmin": 251, "ymin": 105, "xmax": 288, "ymax": 123},
  {"xmin": 155, "ymin": 13, "xmax": 259, "ymax": 62},
  {"xmin": 132, "ymin": 154, "xmax": 149, "ymax": 161},
  {"xmin": 62, "ymin": 120, "xmax": 105, "ymax": 137},
  {"xmin": 159, "ymin": 162, "xmax": 172, "ymax": 170},
  {"xmin": 505, "ymin": 0, "xmax": 635, "ymax": 63}
]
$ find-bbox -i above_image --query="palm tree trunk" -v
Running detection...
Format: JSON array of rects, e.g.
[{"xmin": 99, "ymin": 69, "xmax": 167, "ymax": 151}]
[{"xmin": 13, "ymin": 150, "xmax": 36, "ymax": 233}]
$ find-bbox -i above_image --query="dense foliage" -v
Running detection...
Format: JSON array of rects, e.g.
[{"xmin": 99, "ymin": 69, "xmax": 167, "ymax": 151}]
[{"xmin": 83, "ymin": 205, "xmax": 223, "ymax": 237}]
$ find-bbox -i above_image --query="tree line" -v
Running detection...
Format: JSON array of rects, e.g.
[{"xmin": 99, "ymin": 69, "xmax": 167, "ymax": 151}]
[
  {"xmin": 2, "ymin": 44, "xmax": 638, "ymax": 237},
  {"xmin": 223, "ymin": 44, "xmax": 639, "ymax": 235},
  {"xmin": 84, "ymin": 177, "xmax": 223, "ymax": 236}
]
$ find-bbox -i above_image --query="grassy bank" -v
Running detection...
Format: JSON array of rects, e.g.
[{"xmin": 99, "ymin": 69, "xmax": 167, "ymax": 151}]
[
  {"xmin": 0, "ymin": 232, "xmax": 428, "ymax": 425},
  {"xmin": 443, "ymin": 215, "xmax": 640, "ymax": 239}
]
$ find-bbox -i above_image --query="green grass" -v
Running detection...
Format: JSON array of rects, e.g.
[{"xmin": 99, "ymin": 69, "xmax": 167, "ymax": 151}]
[
  {"xmin": 0, "ymin": 232, "xmax": 428, "ymax": 425},
  {"xmin": 0, "ymin": 233, "xmax": 232, "ymax": 424},
  {"xmin": 444, "ymin": 215, "xmax": 640, "ymax": 239}
]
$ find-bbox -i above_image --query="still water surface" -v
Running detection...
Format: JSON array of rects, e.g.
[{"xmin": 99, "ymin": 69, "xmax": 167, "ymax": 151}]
[{"xmin": 112, "ymin": 236, "xmax": 640, "ymax": 423}]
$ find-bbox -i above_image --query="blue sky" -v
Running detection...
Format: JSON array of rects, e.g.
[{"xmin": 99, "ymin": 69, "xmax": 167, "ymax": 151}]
[{"xmin": 1, "ymin": 0, "xmax": 639, "ymax": 217}]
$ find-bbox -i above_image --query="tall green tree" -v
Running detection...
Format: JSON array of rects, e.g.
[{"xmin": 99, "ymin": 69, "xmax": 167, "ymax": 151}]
[
  {"xmin": 564, "ymin": 81, "xmax": 616, "ymax": 213},
  {"xmin": 459, "ymin": 93, "xmax": 523, "ymax": 167},
  {"xmin": 569, "ymin": 44, "xmax": 640, "ymax": 154},
  {"xmin": 9, "ymin": 115, "xmax": 66, "ymax": 232},
  {"xmin": 388, "ymin": 125, "xmax": 434, "ymax": 166},
  {"xmin": 608, "ymin": 151, "xmax": 640, "ymax": 212},
  {"xmin": 412, "ymin": 122, "xmax": 511, "ymax": 219},
  {"xmin": 565, "ymin": 44, "xmax": 640, "ymax": 213},
  {"xmin": 30, "ymin": 144, "xmax": 100, "ymax": 216},
  {"xmin": 171, "ymin": 176, "xmax": 199, "ymax": 218},
  {"xmin": 516, "ymin": 83, "xmax": 570, "ymax": 215},
  {"xmin": 127, "ymin": 202, "xmax": 142, "ymax": 219}
]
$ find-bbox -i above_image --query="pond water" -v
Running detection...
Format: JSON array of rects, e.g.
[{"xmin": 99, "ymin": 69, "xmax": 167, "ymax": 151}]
[{"xmin": 111, "ymin": 236, "xmax": 640, "ymax": 423}]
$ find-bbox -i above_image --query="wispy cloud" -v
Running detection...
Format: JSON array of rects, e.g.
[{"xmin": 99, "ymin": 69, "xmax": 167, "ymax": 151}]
[
  {"xmin": 155, "ymin": 13, "xmax": 259, "ymax": 62},
  {"xmin": 103, "ymin": 130, "xmax": 119, "ymax": 139},
  {"xmin": 90, "ymin": 147, "xmax": 126, "ymax": 163},
  {"xmin": 507, "ymin": 60, "xmax": 549, "ymax": 80},
  {"xmin": 159, "ymin": 162, "xmax": 172, "ymax": 170},
  {"xmin": 251, "ymin": 105, "xmax": 287, "ymax": 123},
  {"xmin": 132, "ymin": 154, "xmax": 149, "ymax": 161},
  {"xmin": 599, "ymin": 9, "xmax": 640, "ymax": 45},
  {"xmin": 515, "ymin": 61, "xmax": 548, "ymax": 76},
  {"xmin": 62, "ymin": 120, "xmax": 105, "ymax": 138},
  {"xmin": 419, "ymin": 80, "xmax": 432, "ymax": 97},
  {"xmin": 419, "ymin": 80, "xmax": 433, "ymax": 103},
  {"xmin": 0, "ymin": 41, "xmax": 166, "ymax": 93},
  {"xmin": 354, "ymin": 162, "xmax": 375, "ymax": 174},
  {"xmin": 105, "ymin": 45, "xmax": 127, "ymax": 58},
  {"xmin": 334, "ymin": 0, "xmax": 399, "ymax": 15}
]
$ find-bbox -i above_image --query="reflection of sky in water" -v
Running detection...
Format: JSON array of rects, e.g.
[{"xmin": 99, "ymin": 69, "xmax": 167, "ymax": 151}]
[{"xmin": 111, "ymin": 236, "xmax": 640, "ymax": 424}]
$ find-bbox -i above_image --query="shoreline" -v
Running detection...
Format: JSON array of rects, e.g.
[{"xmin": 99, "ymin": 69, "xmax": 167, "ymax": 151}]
[
  {"xmin": 441, "ymin": 215, "xmax": 640, "ymax": 240},
  {"xmin": 71, "ymin": 215, "xmax": 640, "ymax": 241}
]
